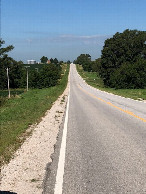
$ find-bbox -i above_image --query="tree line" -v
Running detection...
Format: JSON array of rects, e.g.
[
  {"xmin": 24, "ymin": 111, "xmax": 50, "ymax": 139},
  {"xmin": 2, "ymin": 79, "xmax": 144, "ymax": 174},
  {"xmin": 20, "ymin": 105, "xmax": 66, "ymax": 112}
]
[
  {"xmin": 0, "ymin": 39, "xmax": 63, "ymax": 90},
  {"xmin": 40, "ymin": 56, "xmax": 71, "ymax": 65},
  {"xmin": 74, "ymin": 29, "xmax": 146, "ymax": 89}
]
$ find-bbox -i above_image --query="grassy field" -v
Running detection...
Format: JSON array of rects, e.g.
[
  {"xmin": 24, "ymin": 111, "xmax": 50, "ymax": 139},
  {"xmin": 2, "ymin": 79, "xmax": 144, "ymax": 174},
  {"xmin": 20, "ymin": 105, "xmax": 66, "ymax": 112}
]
[
  {"xmin": 76, "ymin": 64, "xmax": 146, "ymax": 100},
  {"xmin": 0, "ymin": 64, "xmax": 69, "ymax": 167}
]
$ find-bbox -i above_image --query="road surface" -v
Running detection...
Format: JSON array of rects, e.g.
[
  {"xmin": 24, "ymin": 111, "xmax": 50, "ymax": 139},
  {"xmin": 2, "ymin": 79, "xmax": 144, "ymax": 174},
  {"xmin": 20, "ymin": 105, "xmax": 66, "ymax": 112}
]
[{"xmin": 43, "ymin": 64, "xmax": 146, "ymax": 194}]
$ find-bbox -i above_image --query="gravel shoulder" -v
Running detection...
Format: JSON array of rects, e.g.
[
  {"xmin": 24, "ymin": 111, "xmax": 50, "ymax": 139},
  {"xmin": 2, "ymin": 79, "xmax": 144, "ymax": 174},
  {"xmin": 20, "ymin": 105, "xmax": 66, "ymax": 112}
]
[{"xmin": 0, "ymin": 83, "xmax": 69, "ymax": 194}]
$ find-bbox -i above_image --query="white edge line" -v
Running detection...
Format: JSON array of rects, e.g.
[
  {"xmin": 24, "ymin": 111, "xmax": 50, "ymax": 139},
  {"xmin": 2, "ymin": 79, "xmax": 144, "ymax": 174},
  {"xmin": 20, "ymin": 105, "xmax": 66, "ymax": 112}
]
[{"xmin": 54, "ymin": 86, "xmax": 70, "ymax": 194}]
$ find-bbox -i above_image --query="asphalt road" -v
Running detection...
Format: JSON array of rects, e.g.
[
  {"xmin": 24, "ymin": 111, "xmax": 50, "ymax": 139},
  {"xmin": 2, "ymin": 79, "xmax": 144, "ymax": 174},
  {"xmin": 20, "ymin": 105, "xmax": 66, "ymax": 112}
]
[{"xmin": 43, "ymin": 64, "xmax": 146, "ymax": 194}]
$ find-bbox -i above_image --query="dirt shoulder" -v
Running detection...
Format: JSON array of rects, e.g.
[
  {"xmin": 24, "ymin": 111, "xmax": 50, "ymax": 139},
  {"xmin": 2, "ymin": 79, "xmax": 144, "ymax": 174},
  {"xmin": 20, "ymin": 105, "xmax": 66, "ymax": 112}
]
[{"xmin": 0, "ymin": 83, "xmax": 69, "ymax": 194}]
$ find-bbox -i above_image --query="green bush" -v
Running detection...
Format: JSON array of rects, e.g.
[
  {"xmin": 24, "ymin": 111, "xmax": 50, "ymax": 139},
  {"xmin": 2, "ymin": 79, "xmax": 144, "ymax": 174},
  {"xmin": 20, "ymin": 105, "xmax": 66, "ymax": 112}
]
[
  {"xmin": 110, "ymin": 59, "xmax": 146, "ymax": 89},
  {"xmin": 38, "ymin": 64, "xmax": 61, "ymax": 88}
]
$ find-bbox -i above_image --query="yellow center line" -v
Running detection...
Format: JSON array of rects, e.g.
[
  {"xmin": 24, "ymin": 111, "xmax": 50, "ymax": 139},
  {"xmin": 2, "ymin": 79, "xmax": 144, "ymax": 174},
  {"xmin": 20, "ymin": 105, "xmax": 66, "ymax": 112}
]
[{"xmin": 77, "ymin": 84, "xmax": 146, "ymax": 123}]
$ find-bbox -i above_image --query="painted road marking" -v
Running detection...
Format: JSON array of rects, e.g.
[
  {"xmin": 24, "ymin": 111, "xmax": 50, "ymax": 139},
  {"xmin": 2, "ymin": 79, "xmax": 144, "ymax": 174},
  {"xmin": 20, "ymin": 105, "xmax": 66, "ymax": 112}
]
[
  {"xmin": 78, "ymin": 84, "xmax": 146, "ymax": 123},
  {"xmin": 54, "ymin": 87, "xmax": 70, "ymax": 194}
]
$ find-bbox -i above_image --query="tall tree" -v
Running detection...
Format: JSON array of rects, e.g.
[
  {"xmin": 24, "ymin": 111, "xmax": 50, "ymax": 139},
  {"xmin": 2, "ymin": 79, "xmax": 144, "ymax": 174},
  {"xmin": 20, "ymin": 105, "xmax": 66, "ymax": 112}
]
[
  {"xmin": 67, "ymin": 60, "xmax": 71, "ymax": 64},
  {"xmin": 0, "ymin": 39, "xmax": 14, "ymax": 57},
  {"xmin": 50, "ymin": 58, "xmax": 54, "ymax": 63},
  {"xmin": 75, "ymin": 54, "xmax": 91, "ymax": 71},
  {"xmin": 0, "ymin": 39, "xmax": 14, "ymax": 89},
  {"xmin": 99, "ymin": 29, "xmax": 146, "ymax": 88},
  {"xmin": 40, "ymin": 56, "xmax": 48, "ymax": 63},
  {"xmin": 53, "ymin": 58, "xmax": 59, "ymax": 65}
]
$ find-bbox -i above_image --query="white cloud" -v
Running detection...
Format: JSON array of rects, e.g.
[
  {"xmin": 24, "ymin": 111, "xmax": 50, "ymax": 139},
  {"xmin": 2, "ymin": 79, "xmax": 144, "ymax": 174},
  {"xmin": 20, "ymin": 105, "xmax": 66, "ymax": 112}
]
[
  {"xmin": 48, "ymin": 34, "xmax": 111, "ymax": 45},
  {"xmin": 23, "ymin": 34, "xmax": 111, "ymax": 46},
  {"xmin": 60, "ymin": 34, "xmax": 109, "ymax": 39}
]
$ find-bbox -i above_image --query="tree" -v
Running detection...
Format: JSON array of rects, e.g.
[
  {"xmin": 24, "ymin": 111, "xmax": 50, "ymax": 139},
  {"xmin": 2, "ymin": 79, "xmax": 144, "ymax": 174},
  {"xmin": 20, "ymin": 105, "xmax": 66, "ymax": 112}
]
[
  {"xmin": 99, "ymin": 29, "xmax": 146, "ymax": 88},
  {"xmin": 67, "ymin": 60, "xmax": 71, "ymax": 64},
  {"xmin": 75, "ymin": 54, "xmax": 92, "ymax": 71},
  {"xmin": 49, "ymin": 58, "xmax": 59, "ymax": 65},
  {"xmin": 59, "ymin": 61, "xmax": 64, "ymax": 65},
  {"xmin": 9, "ymin": 59, "xmax": 23, "ymax": 88},
  {"xmin": 40, "ymin": 56, "xmax": 48, "ymax": 63},
  {"xmin": 39, "ymin": 64, "xmax": 61, "ymax": 88},
  {"xmin": 110, "ymin": 59, "xmax": 146, "ymax": 89},
  {"xmin": 18, "ymin": 60, "xmax": 24, "ymax": 64},
  {"xmin": 29, "ymin": 70, "xmax": 40, "ymax": 88},
  {"xmin": 53, "ymin": 58, "xmax": 59, "ymax": 65},
  {"xmin": 0, "ymin": 39, "xmax": 63, "ymax": 90},
  {"xmin": 0, "ymin": 39, "xmax": 14, "ymax": 57},
  {"xmin": 50, "ymin": 58, "xmax": 54, "ymax": 63},
  {"xmin": 0, "ymin": 39, "xmax": 21, "ymax": 89},
  {"xmin": 91, "ymin": 58, "xmax": 101, "ymax": 72}
]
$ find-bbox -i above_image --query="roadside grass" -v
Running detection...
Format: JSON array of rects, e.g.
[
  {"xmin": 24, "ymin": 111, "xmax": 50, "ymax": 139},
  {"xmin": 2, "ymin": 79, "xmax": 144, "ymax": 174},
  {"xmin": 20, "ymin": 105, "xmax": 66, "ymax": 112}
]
[
  {"xmin": 0, "ymin": 64, "xmax": 69, "ymax": 167},
  {"xmin": 0, "ymin": 89, "xmax": 24, "ymax": 97},
  {"xmin": 76, "ymin": 64, "xmax": 146, "ymax": 100},
  {"xmin": 0, "ymin": 89, "xmax": 25, "ymax": 107}
]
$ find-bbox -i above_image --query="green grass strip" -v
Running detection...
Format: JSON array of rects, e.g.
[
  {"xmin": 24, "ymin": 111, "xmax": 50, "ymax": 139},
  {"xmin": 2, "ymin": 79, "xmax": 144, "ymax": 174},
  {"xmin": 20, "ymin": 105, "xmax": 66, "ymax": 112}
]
[
  {"xmin": 0, "ymin": 64, "xmax": 69, "ymax": 166},
  {"xmin": 76, "ymin": 64, "xmax": 146, "ymax": 100}
]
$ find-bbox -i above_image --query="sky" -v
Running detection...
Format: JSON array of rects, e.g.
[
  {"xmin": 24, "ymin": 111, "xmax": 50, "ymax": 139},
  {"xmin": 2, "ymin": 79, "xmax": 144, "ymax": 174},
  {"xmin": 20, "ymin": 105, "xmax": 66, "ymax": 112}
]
[{"xmin": 1, "ymin": 0, "xmax": 146, "ymax": 63}]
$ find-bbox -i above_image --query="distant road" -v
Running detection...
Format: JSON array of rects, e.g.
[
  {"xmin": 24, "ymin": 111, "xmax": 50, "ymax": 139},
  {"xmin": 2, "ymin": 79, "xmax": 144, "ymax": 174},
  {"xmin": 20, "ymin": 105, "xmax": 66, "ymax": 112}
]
[{"xmin": 44, "ymin": 64, "xmax": 146, "ymax": 194}]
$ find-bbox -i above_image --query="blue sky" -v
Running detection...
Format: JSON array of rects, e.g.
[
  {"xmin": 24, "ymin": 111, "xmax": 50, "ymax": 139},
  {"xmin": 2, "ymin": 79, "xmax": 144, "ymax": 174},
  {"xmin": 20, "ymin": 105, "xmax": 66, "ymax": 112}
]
[{"xmin": 1, "ymin": 0, "xmax": 146, "ymax": 62}]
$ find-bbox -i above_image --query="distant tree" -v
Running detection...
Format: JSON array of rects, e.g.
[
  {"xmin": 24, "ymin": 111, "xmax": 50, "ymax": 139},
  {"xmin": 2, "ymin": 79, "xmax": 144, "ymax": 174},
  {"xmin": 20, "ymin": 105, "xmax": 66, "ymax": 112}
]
[
  {"xmin": 50, "ymin": 58, "xmax": 54, "ymax": 63},
  {"xmin": 40, "ymin": 56, "xmax": 48, "ymax": 63},
  {"xmin": 75, "ymin": 54, "xmax": 91, "ymax": 71},
  {"xmin": 17, "ymin": 60, "xmax": 23, "ymax": 64},
  {"xmin": 99, "ymin": 29, "xmax": 146, "ymax": 88},
  {"xmin": 53, "ymin": 58, "xmax": 59, "ymax": 65},
  {"xmin": 0, "ymin": 39, "xmax": 63, "ymax": 90},
  {"xmin": 67, "ymin": 60, "xmax": 71, "ymax": 64},
  {"xmin": 73, "ymin": 59, "xmax": 77, "ymax": 64},
  {"xmin": 39, "ymin": 64, "xmax": 61, "ymax": 88},
  {"xmin": 59, "ymin": 61, "xmax": 64, "ymax": 65},
  {"xmin": 91, "ymin": 58, "xmax": 101, "ymax": 72}
]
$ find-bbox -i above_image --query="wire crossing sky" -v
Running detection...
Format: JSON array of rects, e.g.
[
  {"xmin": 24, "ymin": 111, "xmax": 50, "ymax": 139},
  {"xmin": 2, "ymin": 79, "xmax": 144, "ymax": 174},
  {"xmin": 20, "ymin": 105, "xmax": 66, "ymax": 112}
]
[{"xmin": 1, "ymin": 0, "xmax": 146, "ymax": 62}]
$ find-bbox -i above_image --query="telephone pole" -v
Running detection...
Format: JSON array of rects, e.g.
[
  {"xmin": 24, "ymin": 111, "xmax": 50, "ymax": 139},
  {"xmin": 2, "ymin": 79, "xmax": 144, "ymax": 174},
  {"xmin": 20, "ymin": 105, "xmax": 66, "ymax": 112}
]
[
  {"xmin": 25, "ymin": 66, "xmax": 30, "ymax": 91},
  {"xmin": 6, "ymin": 68, "xmax": 10, "ymax": 98}
]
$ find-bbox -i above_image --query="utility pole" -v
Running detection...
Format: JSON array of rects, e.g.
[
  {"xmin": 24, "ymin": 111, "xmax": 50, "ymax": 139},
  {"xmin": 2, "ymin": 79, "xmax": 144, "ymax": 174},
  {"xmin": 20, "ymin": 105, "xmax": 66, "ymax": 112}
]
[
  {"xmin": 25, "ymin": 66, "xmax": 30, "ymax": 91},
  {"xmin": 6, "ymin": 67, "xmax": 10, "ymax": 98}
]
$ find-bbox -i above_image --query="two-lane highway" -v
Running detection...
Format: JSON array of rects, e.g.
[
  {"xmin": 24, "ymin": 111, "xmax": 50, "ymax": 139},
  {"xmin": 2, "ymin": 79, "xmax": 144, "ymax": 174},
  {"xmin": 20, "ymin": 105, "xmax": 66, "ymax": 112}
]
[{"xmin": 44, "ymin": 64, "xmax": 146, "ymax": 194}]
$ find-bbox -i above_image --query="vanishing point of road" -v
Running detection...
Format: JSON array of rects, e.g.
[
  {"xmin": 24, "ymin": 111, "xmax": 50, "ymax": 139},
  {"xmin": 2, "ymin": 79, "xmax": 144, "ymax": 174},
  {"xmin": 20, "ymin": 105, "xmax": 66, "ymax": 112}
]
[{"xmin": 43, "ymin": 64, "xmax": 146, "ymax": 194}]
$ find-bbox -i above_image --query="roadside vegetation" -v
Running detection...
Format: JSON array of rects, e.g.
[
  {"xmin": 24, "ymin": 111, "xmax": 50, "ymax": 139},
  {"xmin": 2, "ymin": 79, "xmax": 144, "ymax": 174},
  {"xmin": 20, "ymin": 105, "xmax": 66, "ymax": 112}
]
[
  {"xmin": 75, "ymin": 29, "xmax": 146, "ymax": 100},
  {"xmin": 0, "ymin": 63, "xmax": 69, "ymax": 167},
  {"xmin": 76, "ymin": 64, "xmax": 146, "ymax": 100},
  {"xmin": 0, "ymin": 38, "xmax": 70, "ymax": 167}
]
